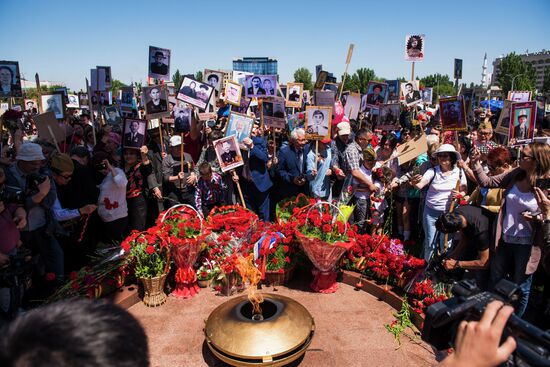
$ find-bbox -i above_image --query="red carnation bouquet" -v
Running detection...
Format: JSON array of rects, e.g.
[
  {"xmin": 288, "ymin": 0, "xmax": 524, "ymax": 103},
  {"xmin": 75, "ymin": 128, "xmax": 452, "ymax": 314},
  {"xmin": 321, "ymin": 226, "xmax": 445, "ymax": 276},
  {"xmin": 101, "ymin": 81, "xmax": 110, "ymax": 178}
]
[
  {"xmin": 293, "ymin": 202, "xmax": 355, "ymax": 293},
  {"xmin": 158, "ymin": 204, "xmax": 208, "ymax": 298},
  {"xmin": 121, "ymin": 226, "xmax": 171, "ymax": 279}
]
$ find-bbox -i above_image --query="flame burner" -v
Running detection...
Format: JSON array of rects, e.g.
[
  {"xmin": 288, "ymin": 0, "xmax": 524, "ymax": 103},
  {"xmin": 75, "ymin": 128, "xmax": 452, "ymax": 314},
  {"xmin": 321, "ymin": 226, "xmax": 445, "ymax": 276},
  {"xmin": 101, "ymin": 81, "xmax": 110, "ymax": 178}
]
[{"xmin": 204, "ymin": 294, "xmax": 315, "ymax": 366}]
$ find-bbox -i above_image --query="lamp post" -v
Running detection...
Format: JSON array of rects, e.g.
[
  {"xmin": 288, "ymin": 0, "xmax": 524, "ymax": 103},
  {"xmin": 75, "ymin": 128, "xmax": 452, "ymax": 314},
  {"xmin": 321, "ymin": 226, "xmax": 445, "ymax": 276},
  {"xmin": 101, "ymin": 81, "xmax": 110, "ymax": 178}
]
[{"xmin": 511, "ymin": 73, "xmax": 525, "ymax": 92}]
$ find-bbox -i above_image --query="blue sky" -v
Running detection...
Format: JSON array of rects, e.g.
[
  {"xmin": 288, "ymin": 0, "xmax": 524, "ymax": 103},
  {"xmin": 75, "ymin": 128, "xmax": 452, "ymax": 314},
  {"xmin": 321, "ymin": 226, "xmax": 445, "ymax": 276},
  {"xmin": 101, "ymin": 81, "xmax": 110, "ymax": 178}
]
[{"xmin": 1, "ymin": 0, "xmax": 548, "ymax": 91}]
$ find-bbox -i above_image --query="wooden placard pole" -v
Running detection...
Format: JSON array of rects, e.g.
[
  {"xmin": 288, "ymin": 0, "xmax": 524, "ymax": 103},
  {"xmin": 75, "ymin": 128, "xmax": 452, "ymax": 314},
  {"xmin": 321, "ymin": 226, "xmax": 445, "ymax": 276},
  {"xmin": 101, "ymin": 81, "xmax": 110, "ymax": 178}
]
[
  {"xmin": 179, "ymin": 132, "xmax": 184, "ymax": 189},
  {"xmin": 338, "ymin": 44, "xmax": 355, "ymax": 99},
  {"xmin": 35, "ymin": 73, "xmax": 41, "ymax": 111},
  {"xmin": 158, "ymin": 118, "xmax": 165, "ymax": 155},
  {"xmin": 273, "ymin": 129, "xmax": 277, "ymax": 157},
  {"xmin": 232, "ymin": 170, "xmax": 246, "ymax": 207},
  {"xmin": 85, "ymin": 78, "xmax": 97, "ymax": 146},
  {"xmin": 315, "ymin": 139, "xmax": 319, "ymax": 158},
  {"xmin": 411, "ymin": 62, "xmax": 415, "ymax": 81},
  {"xmin": 47, "ymin": 125, "xmax": 61, "ymax": 152}
]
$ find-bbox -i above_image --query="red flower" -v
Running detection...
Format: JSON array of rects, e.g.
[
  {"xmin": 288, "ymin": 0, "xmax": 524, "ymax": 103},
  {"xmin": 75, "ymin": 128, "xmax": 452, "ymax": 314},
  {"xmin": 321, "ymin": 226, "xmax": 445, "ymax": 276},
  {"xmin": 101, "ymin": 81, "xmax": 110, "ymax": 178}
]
[
  {"xmin": 69, "ymin": 271, "xmax": 78, "ymax": 280},
  {"xmin": 283, "ymin": 245, "xmax": 289, "ymax": 253},
  {"xmin": 284, "ymin": 256, "xmax": 291, "ymax": 264},
  {"xmin": 322, "ymin": 224, "xmax": 332, "ymax": 233},
  {"xmin": 145, "ymin": 245, "xmax": 155, "ymax": 254},
  {"xmin": 272, "ymin": 258, "xmax": 279, "ymax": 265},
  {"xmin": 45, "ymin": 272, "xmax": 56, "ymax": 281}
]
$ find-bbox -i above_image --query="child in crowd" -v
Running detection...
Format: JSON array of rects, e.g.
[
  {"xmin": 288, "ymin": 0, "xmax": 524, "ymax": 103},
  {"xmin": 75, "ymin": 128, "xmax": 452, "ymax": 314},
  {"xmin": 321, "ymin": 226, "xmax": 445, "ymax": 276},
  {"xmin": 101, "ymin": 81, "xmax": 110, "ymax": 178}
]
[
  {"xmin": 194, "ymin": 162, "xmax": 227, "ymax": 217},
  {"xmin": 369, "ymin": 166, "xmax": 393, "ymax": 235},
  {"xmin": 353, "ymin": 148, "xmax": 379, "ymax": 233}
]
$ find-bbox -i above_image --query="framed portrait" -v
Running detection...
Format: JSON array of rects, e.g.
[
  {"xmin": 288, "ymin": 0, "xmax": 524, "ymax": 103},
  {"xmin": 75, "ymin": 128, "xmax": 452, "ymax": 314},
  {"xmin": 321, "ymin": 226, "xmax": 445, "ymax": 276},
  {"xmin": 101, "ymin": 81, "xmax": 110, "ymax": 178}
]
[
  {"xmin": 224, "ymin": 81, "xmax": 242, "ymax": 107},
  {"xmin": 509, "ymin": 101, "xmax": 537, "ymax": 141},
  {"xmin": 507, "ymin": 91, "xmax": 531, "ymax": 102},
  {"xmin": 0, "ymin": 61, "xmax": 22, "ymax": 97},
  {"xmin": 225, "ymin": 112, "xmax": 254, "ymax": 150},
  {"xmin": 454, "ymin": 59, "xmax": 463, "ymax": 80},
  {"xmin": 67, "ymin": 94, "xmax": 80, "ymax": 108},
  {"xmin": 104, "ymin": 106, "xmax": 122, "ymax": 127},
  {"xmin": 286, "ymin": 82, "xmax": 303, "ymax": 108},
  {"xmin": 96, "ymin": 66, "xmax": 112, "ymax": 90},
  {"xmin": 401, "ymin": 80, "xmax": 422, "ymax": 106},
  {"xmin": 245, "ymin": 75, "xmax": 277, "ymax": 98},
  {"xmin": 305, "ymin": 106, "xmax": 332, "ymax": 140},
  {"xmin": 78, "ymin": 93, "xmax": 89, "ymax": 109},
  {"xmin": 421, "ymin": 88, "xmax": 433, "ymax": 104},
  {"xmin": 404, "ymin": 34, "xmax": 425, "ymax": 62},
  {"xmin": 203, "ymin": 69, "xmax": 224, "ymax": 93},
  {"xmin": 173, "ymin": 106, "xmax": 192, "ymax": 133},
  {"xmin": 176, "ymin": 76, "xmax": 214, "ymax": 110},
  {"xmin": 40, "ymin": 93, "xmax": 65, "ymax": 120},
  {"xmin": 24, "ymin": 99, "xmax": 39, "ymax": 115},
  {"xmin": 314, "ymin": 70, "xmax": 328, "ymax": 90},
  {"xmin": 322, "ymin": 82, "xmax": 339, "ymax": 94},
  {"xmin": 232, "ymin": 70, "xmax": 253, "ymax": 87},
  {"xmin": 495, "ymin": 100, "xmax": 512, "ymax": 136},
  {"xmin": 143, "ymin": 85, "xmax": 170, "ymax": 119},
  {"xmin": 377, "ymin": 104, "xmax": 401, "ymax": 131},
  {"xmin": 385, "ymin": 80, "xmax": 400, "ymax": 104},
  {"xmin": 261, "ymin": 97, "xmax": 286, "ymax": 129},
  {"xmin": 344, "ymin": 92, "xmax": 361, "ymax": 120},
  {"xmin": 232, "ymin": 97, "xmax": 251, "ymax": 115},
  {"xmin": 279, "ymin": 85, "xmax": 287, "ymax": 99},
  {"xmin": 439, "ymin": 96, "xmax": 467, "ymax": 131},
  {"xmin": 213, "ymin": 135, "xmax": 244, "ymax": 173},
  {"xmin": 302, "ymin": 90, "xmax": 311, "ymax": 105},
  {"xmin": 122, "ymin": 118, "xmax": 147, "ymax": 149},
  {"xmin": 148, "ymin": 46, "xmax": 171, "ymax": 81},
  {"xmin": 364, "ymin": 82, "xmax": 388, "ymax": 109},
  {"xmin": 94, "ymin": 91, "xmax": 112, "ymax": 106},
  {"xmin": 314, "ymin": 90, "xmax": 335, "ymax": 107},
  {"xmin": 119, "ymin": 87, "xmax": 134, "ymax": 109}
]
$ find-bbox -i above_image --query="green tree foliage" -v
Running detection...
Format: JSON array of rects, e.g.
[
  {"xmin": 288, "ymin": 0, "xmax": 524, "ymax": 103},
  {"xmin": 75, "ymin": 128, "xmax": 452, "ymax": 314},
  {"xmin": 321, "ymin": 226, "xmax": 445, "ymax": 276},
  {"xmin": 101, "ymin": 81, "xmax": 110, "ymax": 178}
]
[
  {"xmin": 496, "ymin": 52, "xmax": 536, "ymax": 97},
  {"xmin": 542, "ymin": 66, "xmax": 550, "ymax": 97},
  {"xmin": 419, "ymin": 73, "xmax": 455, "ymax": 102},
  {"xmin": 293, "ymin": 67, "xmax": 313, "ymax": 91},
  {"xmin": 195, "ymin": 71, "xmax": 203, "ymax": 83},
  {"xmin": 341, "ymin": 68, "xmax": 379, "ymax": 94},
  {"xmin": 172, "ymin": 69, "xmax": 183, "ymax": 89},
  {"xmin": 109, "ymin": 79, "xmax": 125, "ymax": 97}
]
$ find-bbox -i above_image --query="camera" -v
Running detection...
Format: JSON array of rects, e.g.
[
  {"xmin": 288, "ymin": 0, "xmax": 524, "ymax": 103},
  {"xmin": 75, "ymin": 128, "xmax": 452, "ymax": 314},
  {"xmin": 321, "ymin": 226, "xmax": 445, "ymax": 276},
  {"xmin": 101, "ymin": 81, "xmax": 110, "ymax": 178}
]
[
  {"xmin": 0, "ymin": 189, "xmax": 25, "ymax": 204},
  {"xmin": 26, "ymin": 173, "xmax": 47, "ymax": 195},
  {"xmin": 422, "ymin": 279, "xmax": 550, "ymax": 366},
  {"xmin": 207, "ymin": 120, "xmax": 217, "ymax": 128},
  {"xmin": 95, "ymin": 163, "xmax": 107, "ymax": 170}
]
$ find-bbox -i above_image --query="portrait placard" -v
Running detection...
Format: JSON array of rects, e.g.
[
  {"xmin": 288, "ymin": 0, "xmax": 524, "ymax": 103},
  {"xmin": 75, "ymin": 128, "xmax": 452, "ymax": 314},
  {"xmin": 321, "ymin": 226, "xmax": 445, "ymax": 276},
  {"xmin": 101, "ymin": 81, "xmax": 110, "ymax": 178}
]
[
  {"xmin": 454, "ymin": 59, "xmax": 463, "ymax": 79},
  {"xmin": 261, "ymin": 97, "xmax": 286, "ymax": 129},
  {"xmin": 148, "ymin": 46, "xmax": 171, "ymax": 82},
  {"xmin": 225, "ymin": 112, "xmax": 254, "ymax": 149},
  {"xmin": 401, "ymin": 80, "xmax": 422, "ymax": 106},
  {"xmin": 495, "ymin": 101, "xmax": 511, "ymax": 136},
  {"xmin": 203, "ymin": 69, "xmax": 224, "ymax": 93},
  {"xmin": 322, "ymin": 82, "xmax": 339, "ymax": 94},
  {"xmin": 364, "ymin": 82, "xmax": 388, "ymax": 109},
  {"xmin": 244, "ymin": 75, "xmax": 277, "ymax": 98},
  {"xmin": 173, "ymin": 106, "xmax": 192, "ymax": 133},
  {"xmin": 67, "ymin": 94, "xmax": 80, "ymax": 108},
  {"xmin": 119, "ymin": 87, "xmax": 134, "ymax": 109},
  {"xmin": 286, "ymin": 82, "xmax": 303, "ymax": 108},
  {"xmin": 385, "ymin": 80, "xmax": 400, "ymax": 104},
  {"xmin": 176, "ymin": 76, "xmax": 214, "ymax": 110},
  {"xmin": 232, "ymin": 97, "xmax": 251, "ymax": 115},
  {"xmin": 405, "ymin": 34, "xmax": 425, "ymax": 61},
  {"xmin": 40, "ymin": 93, "xmax": 65, "ymax": 120},
  {"xmin": 396, "ymin": 133, "xmax": 427, "ymax": 165},
  {"xmin": 507, "ymin": 91, "xmax": 532, "ymax": 102},
  {"xmin": 104, "ymin": 105, "xmax": 122, "ymax": 127},
  {"xmin": 344, "ymin": 92, "xmax": 361, "ymax": 120},
  {"xmin": 97, "ymin": 66, "xmax": 112, "ymax": 90},
  {"xmin": 314, "ymin": 71, "xmax": 328, "ymax": 90},
  {"xmin": 24, "ymin": 99, "xmax": 39, "ymax": 115},
  {"xmin": 214, "ymin": 135, "xmax": 243, "ymax": 173},
  {"xmin": 509, "ymin": 101, "xmax": 537, "ymax": 141},
  {"xmin": 122, "ymin": 118, "xmax": 147, "ymax": 149},
  {"xmin": 224, "ymin": 81, "xmax": 242, "ymax": 106},
  {"xmin": 305, "ymin": 106, "xmax": 332, "ymax": 140},
  {"xmin": 0, "ymin": 61, "xmax": 22, "ymax": 97},
  {"xmin": 439, "ymin": 96, "xmax": 467, "ymax": 131},
  {"xmin": 143, "ymin": 85, "xmax": 170, "ymax": 119},
  {"xmin": 421, "ymin": 88, "xmax": 433, "ymax": 104},
  {"xmin": 34, "ymin": 111, "xmax": 65, "ymax": 145},
  {"xmin": 78, "ymin": 93, "xmax": 89, "ymax": 109},
  {"xmin": 377, "ymin": 104, "xmax": 401, "ymax": 131},
  {"xmin": 314, "ymin": 90, "xmax": 335, "ymax": 107},
  {"xmin": 232, "ymin": 70, "xmax": 253, "ymax": 86}
]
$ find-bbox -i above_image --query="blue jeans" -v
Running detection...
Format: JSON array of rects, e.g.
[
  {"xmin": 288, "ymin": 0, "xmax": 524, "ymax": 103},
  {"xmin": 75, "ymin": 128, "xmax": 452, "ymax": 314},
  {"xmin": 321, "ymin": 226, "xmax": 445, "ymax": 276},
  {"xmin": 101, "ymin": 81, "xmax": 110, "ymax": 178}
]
[
  {"xmin": 490, "ymin": 241, "xmax": 533, "ymax": 317},
  {"xmin": 422, "ymin": 206, "xmax": 452, "ymax": 261}
]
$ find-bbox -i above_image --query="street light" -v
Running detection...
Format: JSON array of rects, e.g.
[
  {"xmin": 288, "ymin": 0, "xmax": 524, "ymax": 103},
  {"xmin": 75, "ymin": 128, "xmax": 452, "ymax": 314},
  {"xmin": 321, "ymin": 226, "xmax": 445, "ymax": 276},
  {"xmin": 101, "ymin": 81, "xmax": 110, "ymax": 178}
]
[{"xmin": 511, "ymin": 73, "xmax": 525, "ymax": 92}]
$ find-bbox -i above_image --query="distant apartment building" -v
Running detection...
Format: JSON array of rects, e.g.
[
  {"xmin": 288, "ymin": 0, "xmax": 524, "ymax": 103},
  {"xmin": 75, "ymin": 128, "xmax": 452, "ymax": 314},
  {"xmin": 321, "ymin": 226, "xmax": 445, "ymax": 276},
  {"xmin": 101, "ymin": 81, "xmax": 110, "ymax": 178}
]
[
  {"xmin": 492, "ymin": 50, "xmax": 550, "ymax": 90},
  {"xmin": 233, "ymin": 57, "xmax": 278, "ymax": 75}
]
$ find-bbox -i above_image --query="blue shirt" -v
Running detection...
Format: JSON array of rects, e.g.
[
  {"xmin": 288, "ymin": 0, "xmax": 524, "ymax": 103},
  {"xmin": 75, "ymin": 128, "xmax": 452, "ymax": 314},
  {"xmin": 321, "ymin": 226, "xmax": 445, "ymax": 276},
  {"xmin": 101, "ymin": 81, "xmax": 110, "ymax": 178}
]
[{"xmin": 306, "ymin": 148, "xmax": 332, "ymax": 199}]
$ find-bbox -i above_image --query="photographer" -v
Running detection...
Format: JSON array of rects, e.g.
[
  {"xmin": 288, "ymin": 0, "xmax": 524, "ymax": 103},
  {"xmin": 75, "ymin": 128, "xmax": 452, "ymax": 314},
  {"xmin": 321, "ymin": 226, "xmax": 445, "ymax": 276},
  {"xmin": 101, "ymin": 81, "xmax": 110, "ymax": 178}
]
[{"xmin": 3, "ymin": 142, "xmax": 64, "ymax": 282}]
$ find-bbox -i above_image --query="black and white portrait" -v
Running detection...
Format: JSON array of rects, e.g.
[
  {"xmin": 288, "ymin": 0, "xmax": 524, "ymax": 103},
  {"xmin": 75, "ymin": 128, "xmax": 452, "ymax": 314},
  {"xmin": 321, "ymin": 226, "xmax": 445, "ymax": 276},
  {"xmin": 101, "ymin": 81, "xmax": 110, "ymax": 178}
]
[
  {"xmin": 286, "ymin": 82, "xmax": 303, "ymax": 108},
  {"xmin": 404, "ymin": 34, "xmax": 425, "ymax": 61},
  {"xmin": 401, "ymin": 81, "xmax": 422, "ymax": 106},
  {"xmin": 385, "ymin": 80, "xmax": 400, "ymax": 104},
  {"xmin": 123, "ymin": 118, "xmax": 147, "ymax": 149},
  {"xmin": 174, "ymin": 106, "xmax": 192, "ymax": 133},
  {"xmin": 232, "ymin": 97, "xmax": 251, "ymax": 115},
  {"xmin": 214, "ymin": 135, "xmax": 243, "ymax": 173},
  {"xmin": 224, "ymin": 81, "xmax": 242, "ymax": 106},
  {"xmin": 143, "ymin": 85, "xmax": 170, "ymax": 119},
  {"xmin": 67, "ymin": 94, "xmax": 80, "ymax": 108},
  {"xmin": 104, "ymin": 106, "xmax": 122, "ymax": 126},
  {"xmin": 176, "ymin": 76, "xmax": 214, "ymax": 110},
  {"xmin": 0, "ymin": 61, "xmax": 22, "ymax": 97},
  {"xmin": 203, "ymin": 69, "xmax": 224, "ymax": 93},
  {"xmin": 41, "ymin": 93, "xmax": 64, "ymax": 119},
  {"xmin": 78, "ymin": 93, "xmax": 89, "ymax": 109},
  {"xmin": 24, "ymin": 99, "xmax": 38, "ymax": 115},
  {"xmin": 377, "ymin": 104, "xmax": 401, "ymax": 131},
  {"xmin": 262, "ymin": 97, "xmax": 286, "ymax": 129},
  {"xmin": 454, "ymin": 59, "xmax": 463, "ymax": 80},
  {"xmin": 245, "ymin": 75, "xmax": 277, "ymax": 98},
  {"xmin": 120, "ymin": 87, "xmax": 134, "ymax": 108},
  {"xmin": 305, "ymin": 106, "xmax": 332, "ymax": 140},
  {"xmin": 148, "ymin": 46, "xmax": 171, "ymax": 81},
  {"xmin": 421, "ymin": 88, "xmax": 433, "ymax": 104}
]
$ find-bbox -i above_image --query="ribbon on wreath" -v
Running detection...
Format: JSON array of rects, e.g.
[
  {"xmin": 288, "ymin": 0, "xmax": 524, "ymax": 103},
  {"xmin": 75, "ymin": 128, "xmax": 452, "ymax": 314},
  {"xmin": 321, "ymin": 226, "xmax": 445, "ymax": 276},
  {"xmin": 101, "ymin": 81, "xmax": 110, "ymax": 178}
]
[{"xmin": 253, "ymin": 232, "xmax": 285, "ymax": 280}]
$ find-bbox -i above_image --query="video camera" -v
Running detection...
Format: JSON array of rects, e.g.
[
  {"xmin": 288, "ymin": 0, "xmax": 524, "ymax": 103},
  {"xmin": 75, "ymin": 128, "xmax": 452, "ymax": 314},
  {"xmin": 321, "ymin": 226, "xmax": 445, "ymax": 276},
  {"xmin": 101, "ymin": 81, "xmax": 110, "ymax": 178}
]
[
  {"xmin": 422, "ymin": 279, "xmax": 550, "ymax": 366},
  {"xmin": 0, "ymin": 189, "xmax": 25, "ymax": 205}
]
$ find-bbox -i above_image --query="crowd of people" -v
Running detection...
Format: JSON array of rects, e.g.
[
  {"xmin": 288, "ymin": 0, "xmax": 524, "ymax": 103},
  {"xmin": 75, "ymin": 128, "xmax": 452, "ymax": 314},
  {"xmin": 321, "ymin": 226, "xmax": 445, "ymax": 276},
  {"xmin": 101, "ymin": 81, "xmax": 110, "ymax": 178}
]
[{"xmin": 1, "ymin": 88, "xmax": 550, "ymax": 331}]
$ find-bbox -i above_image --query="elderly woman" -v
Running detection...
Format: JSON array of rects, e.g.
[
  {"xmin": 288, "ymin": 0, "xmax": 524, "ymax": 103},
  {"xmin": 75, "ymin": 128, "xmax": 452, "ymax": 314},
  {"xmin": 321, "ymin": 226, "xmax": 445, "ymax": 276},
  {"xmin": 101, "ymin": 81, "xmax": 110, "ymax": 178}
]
[
  {"xmin": 470, "ymin": 142, "xmax": 550, "ymax": 316},
  {"xmin": 411, "ymin": 144, "xmax": 467, "ymax": 261},
  {"xmin": 123, "ymin": 146, "xmax": 152, "ymax": 233}
]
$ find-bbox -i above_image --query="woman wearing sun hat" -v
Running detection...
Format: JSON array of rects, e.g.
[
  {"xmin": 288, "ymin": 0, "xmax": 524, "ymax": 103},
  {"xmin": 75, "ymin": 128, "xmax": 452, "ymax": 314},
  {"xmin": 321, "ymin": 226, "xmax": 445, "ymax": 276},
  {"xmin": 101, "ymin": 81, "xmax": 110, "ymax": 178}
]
[{"xmin": 410, "ymin": 144, "xmax": 468, "ymax": 261}]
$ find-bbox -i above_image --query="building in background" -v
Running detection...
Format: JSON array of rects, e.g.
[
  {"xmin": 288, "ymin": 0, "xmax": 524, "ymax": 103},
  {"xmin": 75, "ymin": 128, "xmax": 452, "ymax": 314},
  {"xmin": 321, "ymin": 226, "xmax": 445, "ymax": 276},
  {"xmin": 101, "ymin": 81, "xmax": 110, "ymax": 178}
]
[
  {"xmin": 233, "ymin": 57, "xmax": 278, "ymax": 75},
  {"xmin": 492, "ymin": 50, "xmax": 550, "ymax": 90}
]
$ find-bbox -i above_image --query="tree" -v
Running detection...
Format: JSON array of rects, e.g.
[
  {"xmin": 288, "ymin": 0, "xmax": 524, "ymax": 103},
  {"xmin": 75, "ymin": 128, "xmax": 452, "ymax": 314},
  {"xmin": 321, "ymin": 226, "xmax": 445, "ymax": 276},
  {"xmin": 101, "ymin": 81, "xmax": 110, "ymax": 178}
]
[
  {"xmin": 496, "ymin": 52, "xmax": 536, "ymax": 97},
  {"xmin": 109, "ymin": 79, "xmax": 125, "ymax": 97},
  {"xmin": 172, "ymin": 69, "xmax": 183, "ymax": 89},
  {"xmin": 542, "ymin": 66, "xmax": 550, "ymax": 98},
  {"xmin": 420, "ymin": 73, "xmax": 455, "ymax": 102},
  {"xmin": 293, "ymin": 67, "xmax": 313, "ymax": 91},
  {"xmin": 195, "ymin": 71, "xmax": 203, "ymax": 83}
]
